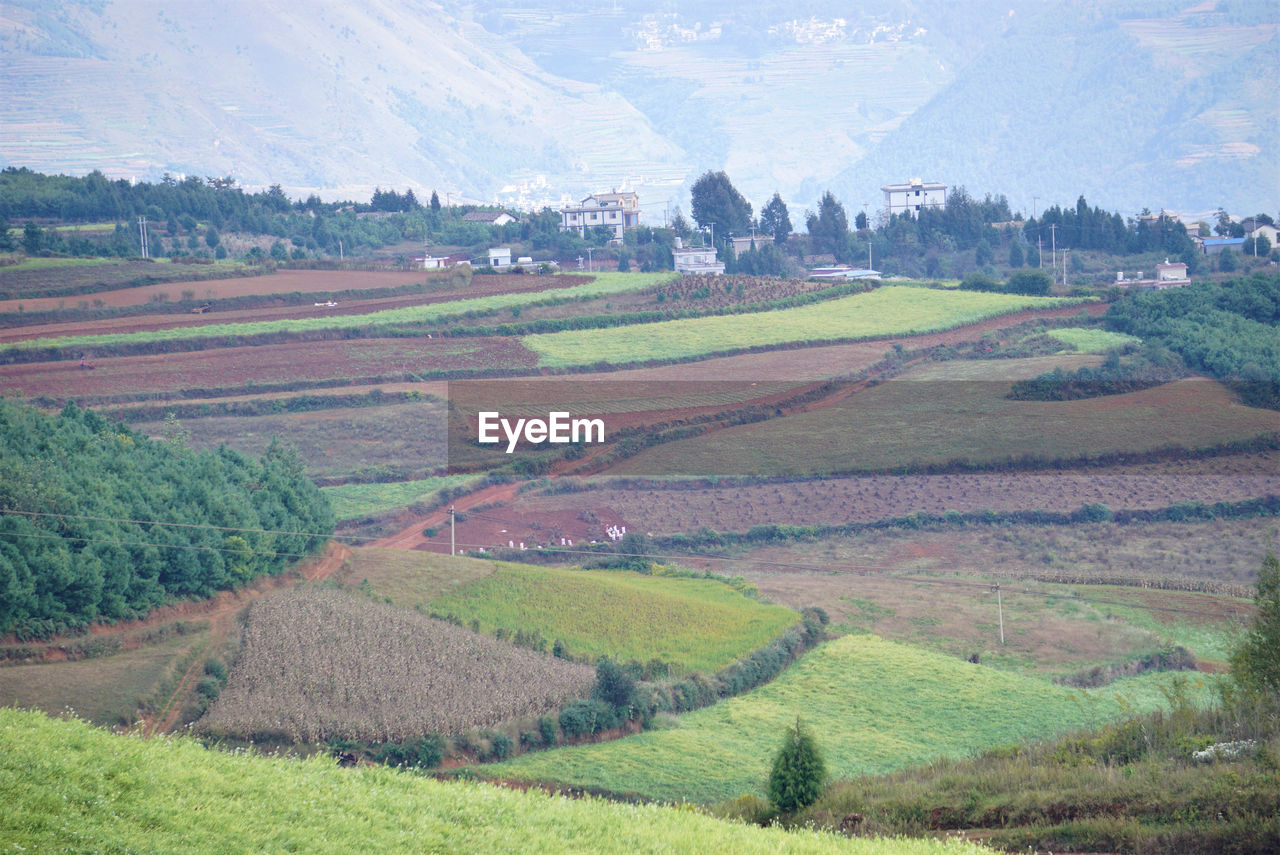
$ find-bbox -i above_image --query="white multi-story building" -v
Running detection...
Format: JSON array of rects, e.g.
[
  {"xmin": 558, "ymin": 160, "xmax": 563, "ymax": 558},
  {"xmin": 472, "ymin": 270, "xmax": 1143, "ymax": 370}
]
[
  {"xmin": 882, "ymin": 178, "xmax": 947, "ymax": 218},
  {"xmin": 560, "ymin": 190, "xmax": 641, "ymax": 240},
  {"xmin": 672, "ymin": 238, "xmax": 724, "ymax": 275}
]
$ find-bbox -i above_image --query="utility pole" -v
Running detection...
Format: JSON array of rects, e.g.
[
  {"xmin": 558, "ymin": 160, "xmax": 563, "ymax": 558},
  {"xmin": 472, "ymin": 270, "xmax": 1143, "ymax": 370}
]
[
  {"xmin": 137, "ymin": 216, "xmax": 149, "ymax": 259},
  {"xmin": 585, "ymin": 247, "xmax": 594, "ymax": 272},
  {"xmin": 1032, "ymin": 196, "xmax": 1038, "ymax": 221},
  {"xmin": 992, "ymin": 582, "xmax": 1005, "ymax": 645},
  {"xmin": 1037, "ymin": 236, "xmax": 1043, "ymax": 268},
  {"xmin": 707, "ymin": 222, "xmax": 715, "ymax": 248},
  {"xmin": 449, "ymin": 505, "xmax": 455, "ymax": 556},
  {"xmin": 1049, "ymin": 223, "xmax": 1057, "ymax": 272}
]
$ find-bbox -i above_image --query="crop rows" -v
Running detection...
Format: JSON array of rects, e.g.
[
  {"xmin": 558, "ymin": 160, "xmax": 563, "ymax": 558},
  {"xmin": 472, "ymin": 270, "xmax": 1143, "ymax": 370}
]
[
  {"xmin": 606, "ymin": 360, "xmax": 1280, "ymax": 479},
  {"xmin": 2, "ymin": 271, "xmax": 677, "ymax": 354},
  {"xmin": 523, "ymin": 287, "xmax": 1085, "ymax": 367},
  {"xmin": 198, "ymin": 588, "xmax": 595, "ymax": 743},
  {"xmin": 528, "ymin": 452, "xmax": 1280, "ymax": 534}
]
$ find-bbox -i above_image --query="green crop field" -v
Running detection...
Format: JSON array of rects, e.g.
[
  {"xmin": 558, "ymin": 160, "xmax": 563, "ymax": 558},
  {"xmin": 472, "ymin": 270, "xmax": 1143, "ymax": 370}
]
[
  {"xmin": 0, "ymin": 708, "xmax": 994, "ymax": 855},
  {"xmin": 480, "ymin": 634, "xmax": 1217, "ymax": 804},
  {"xmin": 347, "ymin": 550, "xmax": 798, "ymax": 673},
  {"xmin": 323, "ymin": 474, "xmax": 483, "ymax": 521},
  {"xmin": 1043, "ymin": 327, "xmax": 1141, "ymax": 353},
  {"xmin": 522, "ymin": 287, "xmax": 1085, "ymax": 368},
  {"xmin": 606, "ymin": 357, "xmax": 1280, "ymax": 478},
  {"xmin": 2, "ymin": 271, "xmax": 677, "ymax": 353}
]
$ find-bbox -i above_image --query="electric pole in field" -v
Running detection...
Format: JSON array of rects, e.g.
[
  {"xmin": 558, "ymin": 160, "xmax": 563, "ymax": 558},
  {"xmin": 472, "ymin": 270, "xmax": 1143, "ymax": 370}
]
[
  {"xmin": 990, "ymin": 582, "xmax": 1005, "ymax": 644},
  {"xmin": 449, "ymin": 505, "xmax": 455, "ymax": 556},
  {"xmin": 137, "ymin": 216, "xmax": 149, "ymax": 258},
  {"xmin": 1049, "ymin": 223, "xmax": 1057, "ymax": 272}
]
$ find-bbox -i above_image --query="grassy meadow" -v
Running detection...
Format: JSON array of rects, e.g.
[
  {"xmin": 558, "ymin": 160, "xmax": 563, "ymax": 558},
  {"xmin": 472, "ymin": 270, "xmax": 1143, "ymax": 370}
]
[
  {"xmin": 1043, "ymin": 327, "xmax": 1140, "ymax": 353},
  {"xmin": 523, "ymin": 286, "xmax": 1085, "ymax": 367},
  {"xmin": 323, "ymin": 473, "xmax": 482, "ymax": 521},
  {"xmin": 478, "ymin": 634, "xmax": 1218, "ymax": 804},
  {"xmin": 0, "ymin": 707, "xmax": 995, "ymax": 855},
  {"xmin": 346, "ymin": 549, "xmax": 799, "ymax": 673}
]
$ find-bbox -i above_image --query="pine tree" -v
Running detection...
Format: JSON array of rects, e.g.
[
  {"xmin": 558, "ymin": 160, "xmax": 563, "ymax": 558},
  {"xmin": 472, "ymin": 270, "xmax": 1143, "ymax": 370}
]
[
  {"xmin": 1230, "ymin": 552, "xmax": 1280, "ymax": 696},
  {"xmin": 768, "ymin": 717, "xmax": 826, "ymax": 813}
]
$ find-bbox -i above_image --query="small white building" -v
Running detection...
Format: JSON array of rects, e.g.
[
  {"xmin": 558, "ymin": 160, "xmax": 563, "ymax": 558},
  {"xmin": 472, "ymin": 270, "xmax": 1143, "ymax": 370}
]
[
  {"xmin": 464, "ymin": 210, "xmax": 519, "ymax": 227},
  {"xmin": 672, "ymin": 238, "xmax": 724, "ymax": 275},
  {"xmin": 882, "ymin": 178, "xmax": 947, "ymax": 219},
  {"xmin": 560, "ymin": 190, "xmax": 641, "ymax": 240},
  {"xmin": 418, "ymin": 254, "xmax": 450, "ymax": 270},
  {"xmin": 1155, "ymin": 260, "xmax": 1189, "ymax": 283},
  {"xmin": 487, "ymin": 247, "xmax": 512, "ymax": 268},
  {"xmin": 729, "ymin": 234, "xmax": 773, "ymax": 256}
]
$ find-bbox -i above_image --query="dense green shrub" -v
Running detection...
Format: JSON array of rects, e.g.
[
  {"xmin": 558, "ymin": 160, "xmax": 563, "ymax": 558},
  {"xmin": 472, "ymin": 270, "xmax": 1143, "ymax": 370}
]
[{"xmin": 768, "ymin": 718, "xmax": 826, "ymax": 813}]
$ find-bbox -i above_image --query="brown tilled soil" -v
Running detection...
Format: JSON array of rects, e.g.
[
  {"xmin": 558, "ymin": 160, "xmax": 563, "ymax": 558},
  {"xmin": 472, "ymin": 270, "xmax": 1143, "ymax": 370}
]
[{"xmin": 0, "ymin": 274, "xmax": 575, "ymax": 342}]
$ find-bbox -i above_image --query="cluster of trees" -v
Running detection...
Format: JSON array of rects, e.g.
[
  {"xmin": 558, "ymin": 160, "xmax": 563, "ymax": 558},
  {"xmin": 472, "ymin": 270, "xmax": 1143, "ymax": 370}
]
[
  {"xmin": 1105, "ymin": 272, "xmax": 1280, "ymax": 408},
  {"xmin": 0, "ymin": 167, "xmax": 628, "ymax": 264},
  {"xmin": 0, "ymin": 400, "xmax": 333, "ymax": 638}
]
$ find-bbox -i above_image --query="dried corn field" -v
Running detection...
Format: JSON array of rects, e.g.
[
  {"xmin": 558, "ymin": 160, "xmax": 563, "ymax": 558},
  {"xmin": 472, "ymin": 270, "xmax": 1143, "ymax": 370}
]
[{"xmin": 198, "ymin": 588, "xmax": 595, "ymax": 743}]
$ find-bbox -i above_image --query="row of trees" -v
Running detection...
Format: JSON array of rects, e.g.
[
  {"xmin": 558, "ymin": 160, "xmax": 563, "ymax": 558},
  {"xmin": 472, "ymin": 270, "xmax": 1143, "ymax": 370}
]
[
  {"xmin": 0, "ymin": 401, "xmax": 333, "ymax": 638},
  {"xmin": 1105, "ymin": 272, "xmax": 1280, "ymax": 408}
]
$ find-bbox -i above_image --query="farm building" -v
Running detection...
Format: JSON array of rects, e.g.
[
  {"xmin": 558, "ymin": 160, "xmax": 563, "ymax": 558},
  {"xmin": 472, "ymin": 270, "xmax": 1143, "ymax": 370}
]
[
  {"xmin": 463, "ymin": 210, "xmax": 519, "ymax": 226},
  {"xmin": 1199, "ymin": 237, "xmax": 1246, "ymax": 255},
  {"xmin": 487, "ymin": 247, "xmax": 512, "ymax": 268},
  {"xmin": 560, "ymin": 190, "xmax": 641, "ymax": 240},
  {"xmin": 882, "ymin": 178, "xmax": 946, "ymax": 218}
]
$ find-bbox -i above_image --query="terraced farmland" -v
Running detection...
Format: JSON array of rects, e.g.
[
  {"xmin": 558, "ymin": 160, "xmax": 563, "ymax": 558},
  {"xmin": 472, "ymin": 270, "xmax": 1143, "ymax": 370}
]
[
  {"xmin": 523, "ymin": 287, "xmax": 1086, "ymax": 368},
  {"xmin": 478, "ymin": 634, "xmax": 1212, "ymax": 804},
  {"xmin": 604, "ymin": 358, "xmax": 1280, "ymax": 479},
  {"xmin": 343, "ymin": 549, "xmax": 798, "ymax": 673}
]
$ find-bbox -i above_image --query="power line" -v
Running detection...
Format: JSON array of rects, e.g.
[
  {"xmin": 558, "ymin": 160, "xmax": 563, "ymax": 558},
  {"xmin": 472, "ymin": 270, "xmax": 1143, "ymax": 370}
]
[{"xmin": 1, "ymin": 509, "xmax": 1251, "ymax": 621}]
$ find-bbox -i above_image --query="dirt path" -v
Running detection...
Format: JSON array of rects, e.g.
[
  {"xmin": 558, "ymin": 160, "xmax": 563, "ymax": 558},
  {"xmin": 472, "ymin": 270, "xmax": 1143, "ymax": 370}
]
[
  {"xmin": 121, "ymin": 541, "xmax": 351, "ymax": 736},
  {"xmin": 371, "ymin": 483, "xmax": 522, "ymax": 550}
]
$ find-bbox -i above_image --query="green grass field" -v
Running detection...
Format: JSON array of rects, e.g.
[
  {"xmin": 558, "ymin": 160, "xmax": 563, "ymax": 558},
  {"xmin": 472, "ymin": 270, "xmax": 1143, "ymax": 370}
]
[
  {"xmin": 2, "ymin": 271, "xmax": 677, "ymax": 353},
  {"xmin": 0, "ymin": 707, "xmax": 994, "ymax": 855},
  {"xmin": 345, "ymin": 549, "xmax": 798, "ymax": 673},
  {"xmin": 606, "ymin": 357, "xmax": 1280, "ymax": 478},
  {"xmin": 479, "ymin": 634, "xmax": 1217, "ymax": 804},
  {"xmin": 1043, "ymin": 327, "xmax": 1141, "ymax": 353},
  {"xmin": 323, "ymin": 474, "xmax": 483, "ymax": 521},
  {"xmin": 523, "ymin": 287, "xmax": 1085, "ymax": 368}
]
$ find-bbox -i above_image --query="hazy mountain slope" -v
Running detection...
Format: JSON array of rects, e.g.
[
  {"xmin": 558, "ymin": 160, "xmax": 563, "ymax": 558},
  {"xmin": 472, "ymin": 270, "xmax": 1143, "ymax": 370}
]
[
  {"xmin": 0, "ymin": 0, "xmax": 1272, "ymax": 216},
  {"xmin": 0, "ymin": 0, "xmax": 687, "ymax": 201},
  {"xmin": 833, "ymin": 1, "xmax": 1280, "ymax": 217}
]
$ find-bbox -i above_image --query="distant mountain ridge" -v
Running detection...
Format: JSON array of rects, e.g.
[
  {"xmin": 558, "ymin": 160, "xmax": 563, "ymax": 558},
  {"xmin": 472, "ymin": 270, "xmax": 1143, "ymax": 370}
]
[{"xmin": 0, "ymin": 0, "xmax": 1274, "ymax": 219}]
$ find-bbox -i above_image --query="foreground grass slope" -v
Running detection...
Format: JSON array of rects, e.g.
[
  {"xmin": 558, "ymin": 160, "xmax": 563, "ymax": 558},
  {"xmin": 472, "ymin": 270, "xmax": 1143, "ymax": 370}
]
[
  {"xmin": 349, "ymin": 549, "xmax": 799, "ymax": 673},
  {"xmin": 480, "ymin": 635, "xmax": 1215, "ymax": 804},
  {"xmin": 0, "ymin": 708, "xmax": 993, "ymax": 855}
]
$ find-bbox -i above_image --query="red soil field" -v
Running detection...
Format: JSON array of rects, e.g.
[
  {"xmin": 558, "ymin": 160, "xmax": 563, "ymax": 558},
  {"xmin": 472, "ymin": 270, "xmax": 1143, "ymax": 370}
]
[
  {"xmin": 507, "ymin": 450, "xmax": 1280, "ymax": 537},
  {"xmin": 0, "ymin": 337, "xmax": 540, "ymax": 400},
  {"xmin": 0, "ymin": 269, "xmax": 578, "ymax": 313},
  {"xmin": 0, "ymin": 276, "xmax": 575, "ymax": 343}
]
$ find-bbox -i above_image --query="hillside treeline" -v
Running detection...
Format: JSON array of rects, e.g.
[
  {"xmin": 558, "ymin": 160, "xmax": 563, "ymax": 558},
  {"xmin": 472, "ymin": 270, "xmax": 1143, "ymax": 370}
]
[
  {"xmin": 1105, "ymin": 272, "xmax": 1280, "ymax": 408},
  {"xmin": 0, "ymin": 167, "xmax": 644, "ymax": 262},
  {"xmin": 0, "ymin": 400, "xmax": 332, "ymax": 638}
]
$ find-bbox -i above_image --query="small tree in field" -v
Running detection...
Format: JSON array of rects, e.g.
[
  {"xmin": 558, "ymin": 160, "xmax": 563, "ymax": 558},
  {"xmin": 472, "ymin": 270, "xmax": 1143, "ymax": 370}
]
[
  {"xmin": 1230, "ymin": 551, "xmax": 1280, "ymax": 697},
  {"xmin": 768, "ymin": 717, "xmax": 826, "ymax": 813}
]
